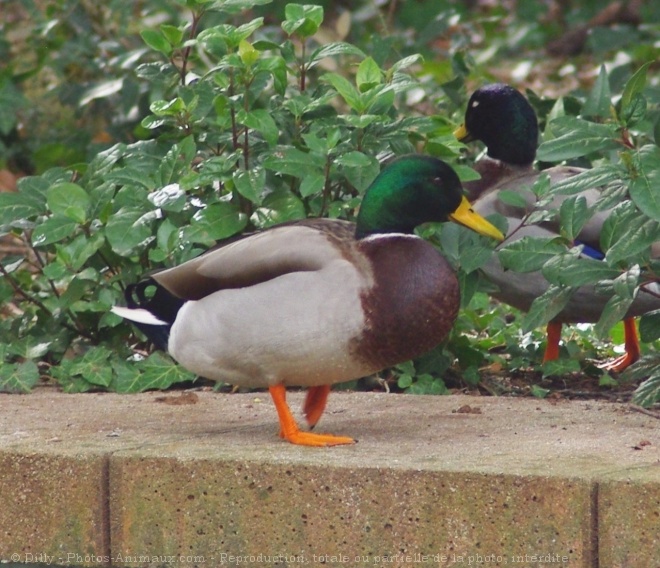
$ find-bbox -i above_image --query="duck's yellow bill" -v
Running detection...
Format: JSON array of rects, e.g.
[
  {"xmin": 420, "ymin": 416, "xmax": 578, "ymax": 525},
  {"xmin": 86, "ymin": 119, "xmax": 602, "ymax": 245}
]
[
  {"xmin": 453, "ymin": 123, "xmax": 470, "ymax": 142},
  {"xmin": 449, "ymin": 196, "xmax": 505, "ymax": 241}
]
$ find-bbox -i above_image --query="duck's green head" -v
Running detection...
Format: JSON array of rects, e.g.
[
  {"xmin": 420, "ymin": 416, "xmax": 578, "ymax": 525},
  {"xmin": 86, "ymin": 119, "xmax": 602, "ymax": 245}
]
[
  {"xmin": 355, "ymin": 155, "xmax": 504, "ymax": 240},
  {"xmin": 454, "ymin": 83, "xmax": 538, "ymax": 165}
]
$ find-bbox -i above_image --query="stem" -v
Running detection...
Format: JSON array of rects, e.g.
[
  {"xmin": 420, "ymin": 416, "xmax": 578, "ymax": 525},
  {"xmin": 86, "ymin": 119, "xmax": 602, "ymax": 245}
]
[
  {"xmin": 229, "ymin": 70, "xmax": 239, "ymax": 152},
  {"xmin": 300, "ymin": 39, "xmax": 306, "ymax": 92},
  {"xmin": 319, "ymin": 156, "xmax": 332, "ymax": 216},
  {"xmin": 179, "ymin": 9, "xmax": 204, "ymax": 85}
]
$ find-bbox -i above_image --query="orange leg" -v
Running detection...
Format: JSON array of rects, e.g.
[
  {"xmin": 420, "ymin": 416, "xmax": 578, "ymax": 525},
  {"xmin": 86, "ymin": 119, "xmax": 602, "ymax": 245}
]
[
  {"xmin": 543, "ymin": 321, "xmax": 563, "ymax": 362},
  {"xmin": 303, "ymin": 385, "xmax": 331, "ymax": 428},
  {"xmin": 600, "ymin": 318, "xmax": 640, "ymax": 373},
  {"xmin": 268, "ymin": 384, "xmax": 355, "ymax": 447}
]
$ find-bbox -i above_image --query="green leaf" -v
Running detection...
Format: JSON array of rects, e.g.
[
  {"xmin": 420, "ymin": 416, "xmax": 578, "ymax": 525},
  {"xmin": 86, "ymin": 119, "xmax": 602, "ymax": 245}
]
[
  {"xmin": 559, "ymin": 195, "xmax": 591, "ymax": 241},
  {"xmin": 137, "ymin": 351, "xmax": 196, "ymax": 390},
  {"xmin": 356, "ymin": 57, "xmax": 381, "ymax": 92},
  {"xmin": 323, "ymin": 73, "xmax": 362, "ymax": 112},
  {"xmin": 600, "ymin": 200, "xmax": 659, "ymax": 264},
  {"xmin": 233, "ymin": 166, "xmax": 265, "ymax": 205},
  {"xmin": 620, "ymin": 93, "xmax": 646, "ymax": 127},
  {"xmin": 594, "ymin": 292, "xmax": 634, "ymax": 338},
  {"xmin": 537, "ymin": 117, "xmax": 619, "ymax": 161},
  {"xmin": 31, "ymin": 216, "xmax": 79, "ymax": 247},
  {"xmin": 582, "ymin": 65, "xmax": 611, "ymax": 118},
  {"xmin": 549, "ymin": 165, "xmax": 621, "ymax": 196},
  {"xmin": 542, "ymin": 253, "xmax": 620, "ymax": 287},
  {"xmin": 238, "ymin": 109, "xmax": 279, "ymax": 147},
  {"xmin": 497, "ymin": 190, "xmax": 528, "ymax": 209},
  {"xmin": 46, "ymin": 182, "xmax": 91, "ymax": 224},
  {"xmin": 639, "ymin": 309, "xmax": 660, "ymax": 342},
  {"xmin": 530, "ymin": 384, "xmax": 550, "ymax": 398},
  {"xmin": 542, "ymin": 358, "xmax": 580, "ymax": 378},
  {"xmin": 498, "ymin": 237, "xmax": 567, "ymax": 273},
  {"xmin": 140, "ymin": 29, "xmax": 172, "ymax": 56},
  {"xmin": 0, "ymin": 191, "xmax": 47, "ymax": 225},
  {"xmin": 263, "ymin": 147, "xmax": 325, "ymax": 177},
  {"xmin": 308, "ymin": 42, "xmax": 365, "ymax": 68},
  {"xmin": 253, "ymin": 189, "xmax": 305, "ymax": 227},
  {"xmin": 184, "ymin": 202, "xmax": 248, "ymax": 244},
  {"xmin": 522, "ymin": 285, "xmax": 575, "ymax": 332},
  {"xmin": 299, "ymin": 172, "xmax": 325, "ymax": 198},
  {"xmin": 160, "ymin": 24, "xmax": 185, "ymax": 47},
  {"xmin": 629, "ymin": 145, "xmax": 660, "ymax": 222},
  {"xmin": 148, "ymin": 183, "xmax": 187, "ymax": 212},
  {"xmin": 282, "ymin": 4, "xmax": 323, "ymax": 38},
  {"xmin": 620, "ymin": 62, "xmax": 652, "ymax": 118},
  {"xmin": 0, "ymin": 361, "xmax": 40, "ymax": 393},
  {"xmin": 69, "ymin": 346, "xmax": 113, "ymax": 387},
  {"xmin": 105, "ymin": 207, "xmax": 156, "ymax": 256},
  {"xmin": 238, "ymin": 39, "xmax": 259, "ymax": 66},
  {"xmin": 632, "ymin": 371, "xmax": 660, "ymax": 408}
]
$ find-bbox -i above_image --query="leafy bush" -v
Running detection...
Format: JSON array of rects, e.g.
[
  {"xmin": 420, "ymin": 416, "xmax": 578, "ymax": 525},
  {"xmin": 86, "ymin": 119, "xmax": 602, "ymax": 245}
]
[{"xmin": 0, "ymin": 0, "xmax": 658, "ymax": 406}]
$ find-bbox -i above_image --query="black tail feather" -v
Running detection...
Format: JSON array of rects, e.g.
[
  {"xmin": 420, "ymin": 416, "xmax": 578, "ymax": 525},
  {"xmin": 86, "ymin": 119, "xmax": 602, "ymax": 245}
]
[{"xmin": 125, "ymin": 278, "xmax": 185, "ymax": 351}]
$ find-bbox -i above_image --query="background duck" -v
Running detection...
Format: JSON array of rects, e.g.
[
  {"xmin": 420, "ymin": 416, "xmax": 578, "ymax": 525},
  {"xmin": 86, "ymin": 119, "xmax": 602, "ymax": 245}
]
[
  {"xmin": 113, "ymin": 155, "xmax": 503, "ymax": 447},
  {"xmin": 454, "ymin": 83, "xmax": 660, "ymax": 371}
]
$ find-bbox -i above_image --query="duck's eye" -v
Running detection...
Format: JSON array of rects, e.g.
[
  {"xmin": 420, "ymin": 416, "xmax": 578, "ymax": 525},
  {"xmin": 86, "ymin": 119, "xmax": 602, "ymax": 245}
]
[{"xmin": 471, "ymin": 100, "xmax": 480, "ymax": 108}]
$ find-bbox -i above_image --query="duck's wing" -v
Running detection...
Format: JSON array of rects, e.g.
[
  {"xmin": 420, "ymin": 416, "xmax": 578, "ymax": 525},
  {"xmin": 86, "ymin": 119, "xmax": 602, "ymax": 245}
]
[{"xmin": 153, "ymin": 219, "xmax": 356, "ymax": 300}]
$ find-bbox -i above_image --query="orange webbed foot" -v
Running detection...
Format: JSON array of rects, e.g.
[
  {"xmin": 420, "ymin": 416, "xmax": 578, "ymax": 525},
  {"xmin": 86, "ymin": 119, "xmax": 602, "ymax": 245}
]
[
  {"xmin": 269, "ymin": 384, "xmax": 355, "ymax": 447},
  {"xmin": 598, "ymin": 318, "xmax": 640, "ymax": 373},
  {"xmin": 303, "ymin": 385, "xmax": 331, "ymax": 428}
]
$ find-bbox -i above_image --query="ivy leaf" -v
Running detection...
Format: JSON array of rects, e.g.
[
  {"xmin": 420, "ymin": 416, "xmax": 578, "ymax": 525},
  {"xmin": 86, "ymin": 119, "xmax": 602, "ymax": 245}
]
[
  {"xmin": 136, "ymin": 351, "xmax": 196, "ymax": 391},
  {"xmin": 0, "ymin": 361, "xmax": 40, "ymax": 393},
  {"xmin": 69, "ymin": 346, "xmax": 114, "ymax": 387}
]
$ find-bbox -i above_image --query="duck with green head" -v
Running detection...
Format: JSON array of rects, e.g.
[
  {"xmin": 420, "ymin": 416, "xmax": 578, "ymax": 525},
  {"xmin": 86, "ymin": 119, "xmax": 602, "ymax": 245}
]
[
  {"xmin": 113, "ymin": 155, "xmax": 503, "ymax": 447},
  {"xmin": 454, "ymin": 83, "xmax": 660, "ymax": 371}
]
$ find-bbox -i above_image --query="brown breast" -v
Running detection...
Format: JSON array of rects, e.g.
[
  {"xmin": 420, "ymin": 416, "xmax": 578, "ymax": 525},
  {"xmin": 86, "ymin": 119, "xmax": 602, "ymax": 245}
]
[{"xmin": 351, "ymin": 235, "xmax": 459, "ymax": 370}]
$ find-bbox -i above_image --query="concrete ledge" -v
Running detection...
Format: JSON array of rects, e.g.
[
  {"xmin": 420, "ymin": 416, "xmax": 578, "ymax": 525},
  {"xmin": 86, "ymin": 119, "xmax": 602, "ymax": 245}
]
[{"xmin": 0, "ymin": 389, "xmax": 658, "ymax": 567}]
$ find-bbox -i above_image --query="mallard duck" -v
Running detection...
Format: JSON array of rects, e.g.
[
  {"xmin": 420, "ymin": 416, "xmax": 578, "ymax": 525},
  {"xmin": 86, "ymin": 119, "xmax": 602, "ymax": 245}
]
[
  {"xmin": 112, "ymin": 155, "xmax": 504, "ymax": 447},
  {"xmin": 454, "ymin": 83, "xmax": 660, "ymax": 371}
]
